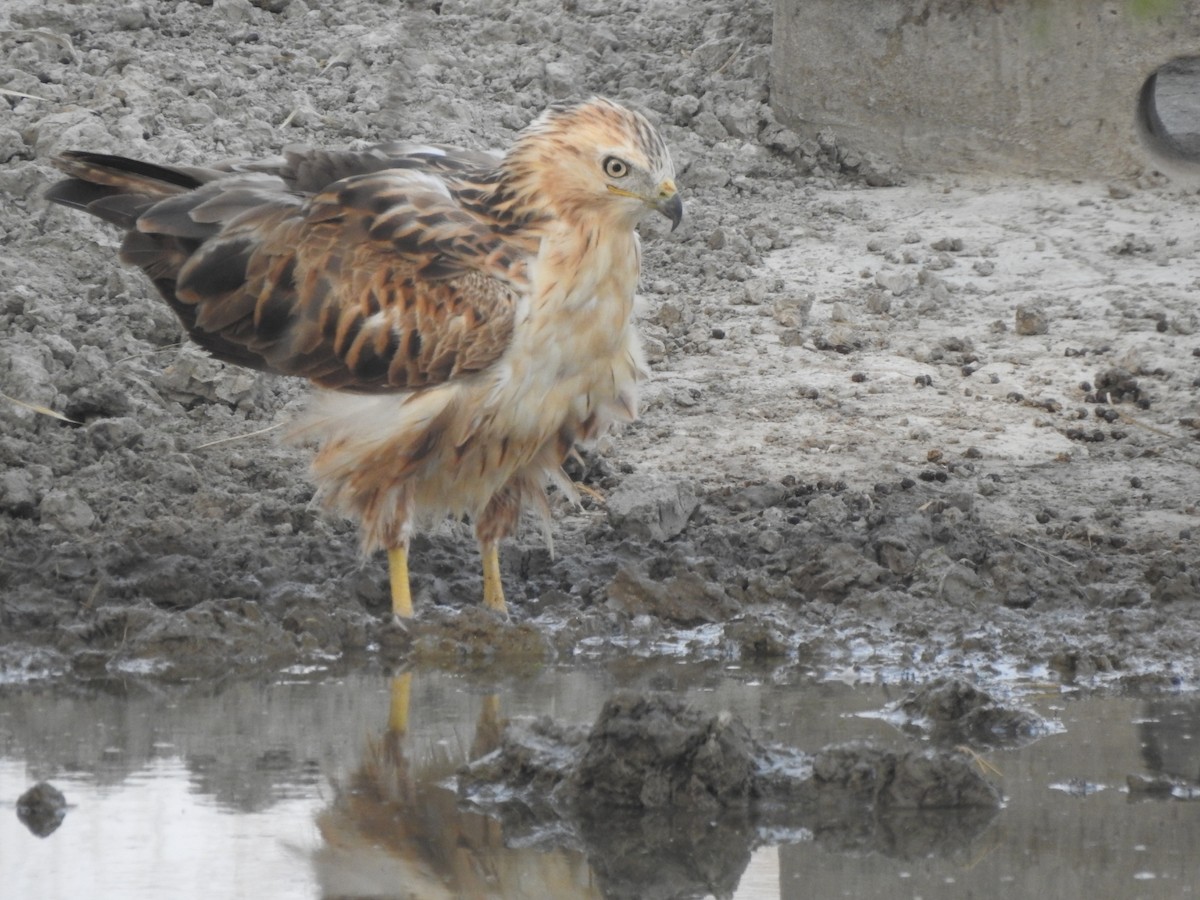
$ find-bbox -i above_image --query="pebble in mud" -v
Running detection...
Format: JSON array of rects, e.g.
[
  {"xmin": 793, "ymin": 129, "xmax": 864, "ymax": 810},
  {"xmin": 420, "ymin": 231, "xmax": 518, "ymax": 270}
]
[
  {"xmin": 771, "ymin": 293, "xmax": 812, "ymax": 327},
  {"xmin": 0, "ymin": 470, "xmax": 40, "ymax": 517},
  {"xmin": 930, "ymin": 237, "xmax": 964, "ymax": 252},
  {"xmin": 1014, "ymin": 303, "xmax": 1049, "ymax": 335},
  {"xmin": 875, "ymin": 270, "xmax": 915, "ymax": 295},
  {"xmin": 1093, "ymin": 367, "xmax": 1140, "ymax": 403},
  {"xmin": 724, "ymin": 482, "xmax": 787, "ymax": 512}
]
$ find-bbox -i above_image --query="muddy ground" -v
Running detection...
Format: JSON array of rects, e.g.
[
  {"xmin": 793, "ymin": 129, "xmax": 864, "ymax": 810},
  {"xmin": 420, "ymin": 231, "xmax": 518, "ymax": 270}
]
[{"xmin": 1, "ymin": 0, "xmax": 1198, "ymax": 689}]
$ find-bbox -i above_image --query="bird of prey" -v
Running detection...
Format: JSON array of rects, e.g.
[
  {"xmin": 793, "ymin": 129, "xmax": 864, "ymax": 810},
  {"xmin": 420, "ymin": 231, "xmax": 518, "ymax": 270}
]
[{"xmin": 46, "ymin": 97, "xmax": 682, "ymax": 619}]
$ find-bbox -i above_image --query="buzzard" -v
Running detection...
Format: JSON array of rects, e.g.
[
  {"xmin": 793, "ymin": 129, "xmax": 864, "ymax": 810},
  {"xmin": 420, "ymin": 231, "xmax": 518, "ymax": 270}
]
[{"xmin": 46, "ymin": 98, "xmax": 681, "ymax": 618}]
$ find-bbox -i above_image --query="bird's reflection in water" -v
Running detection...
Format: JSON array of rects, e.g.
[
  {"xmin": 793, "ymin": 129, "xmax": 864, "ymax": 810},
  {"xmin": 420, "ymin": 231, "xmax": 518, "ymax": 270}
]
[{"xmin": 312, "ymin": 673, "xmax": 601, "ymax": 900}]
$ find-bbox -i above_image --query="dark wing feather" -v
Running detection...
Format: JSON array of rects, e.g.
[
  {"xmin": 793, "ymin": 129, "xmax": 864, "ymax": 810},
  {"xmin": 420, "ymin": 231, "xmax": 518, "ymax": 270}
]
[
  {"xmin": 224, "ymin": 142, "xmax": 503, "ymax": 192},
  {"xmin": 48, "ymin": 153, "xmax": 531, "ymax": 394}
]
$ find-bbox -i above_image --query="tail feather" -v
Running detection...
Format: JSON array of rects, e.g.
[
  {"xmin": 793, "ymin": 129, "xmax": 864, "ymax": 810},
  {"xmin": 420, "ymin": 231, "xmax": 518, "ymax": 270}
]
[
  {"xmin": 47, "ymin": 151, "xmax": 204, "ymax": 230},
  {"xmin": 52, "ymin": 150, "xmax": 207, "ymax": 192},
  {"xmin": 46, "ymin": 151, "xmax": 280, "ymax": 373},
  {"xmin": 43, "ymin": 178, "xmax": 136, "ymax": 226}
]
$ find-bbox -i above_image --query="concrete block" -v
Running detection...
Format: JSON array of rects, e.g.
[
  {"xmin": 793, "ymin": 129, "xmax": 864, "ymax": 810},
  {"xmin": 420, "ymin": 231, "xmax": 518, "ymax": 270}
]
[{"xmin": 771, "ymin": 0, "xmax": 1200, "ymax": 177}]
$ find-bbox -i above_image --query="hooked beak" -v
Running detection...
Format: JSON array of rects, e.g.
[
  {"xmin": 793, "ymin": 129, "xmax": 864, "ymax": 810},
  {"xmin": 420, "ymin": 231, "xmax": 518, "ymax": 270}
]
[
  {"xmin": 654, "ymin": 180, "xmax": 683, "ymax": 231},
  {"xmin": 608, "ymin": 180, "xmax": 684, "ymax": 230}
]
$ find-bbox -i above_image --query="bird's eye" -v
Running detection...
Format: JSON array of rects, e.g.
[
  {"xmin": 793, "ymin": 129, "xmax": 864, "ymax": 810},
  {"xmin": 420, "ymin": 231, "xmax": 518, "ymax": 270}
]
[{"xmin": 603, "ymin": 156, "xmax": 629, "ymax": 178}]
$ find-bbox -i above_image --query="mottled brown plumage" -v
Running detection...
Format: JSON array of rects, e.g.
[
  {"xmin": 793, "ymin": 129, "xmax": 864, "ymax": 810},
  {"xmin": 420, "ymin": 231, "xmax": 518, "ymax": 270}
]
[{"xmin": 47, "ymin": 97, "xmax": 681, "ymax": 617}]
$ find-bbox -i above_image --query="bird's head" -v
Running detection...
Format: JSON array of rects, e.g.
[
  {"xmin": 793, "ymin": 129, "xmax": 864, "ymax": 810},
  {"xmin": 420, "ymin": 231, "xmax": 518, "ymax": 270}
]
[{"xmin": 501, "ymin": 97, "xmax": 682, "ymax": 232}]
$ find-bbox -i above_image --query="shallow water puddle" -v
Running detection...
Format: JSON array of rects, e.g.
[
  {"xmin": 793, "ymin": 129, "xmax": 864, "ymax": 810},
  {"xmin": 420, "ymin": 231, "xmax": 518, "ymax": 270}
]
[{"xmin": 2, "ymin": 666, "xmax": 1198, "ymax": 899}]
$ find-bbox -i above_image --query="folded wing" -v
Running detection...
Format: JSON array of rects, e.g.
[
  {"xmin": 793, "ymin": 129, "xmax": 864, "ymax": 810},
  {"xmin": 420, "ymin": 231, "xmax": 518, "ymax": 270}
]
[{"xmin": 48, "ymin": 149, "xmax": 529, "ymax": 393}]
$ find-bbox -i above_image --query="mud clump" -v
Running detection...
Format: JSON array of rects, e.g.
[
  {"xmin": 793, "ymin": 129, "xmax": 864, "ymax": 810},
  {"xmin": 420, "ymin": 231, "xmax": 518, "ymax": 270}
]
[
  {"xmin": 605, "ymin": 565, "xmax": 739, "ymax": 625},
  {"xmin": 1093, "ymin": 366, "xmax": 1141, "ymax": 403},
  {"xmin": 17, "ymin": 781, "xmax": 67, "ymax": 837},
  {"xmin": 459, "ymin": 692, "xmax": 1000, "ymax": 895},
  {"xmin": 895, "ymin": 677, "xmax": 1046, "ymax": 748},
  {"xmin": 795, "ymin": 740, "xmax": 1002, "ymax": 813},
  {"xmin": 408, "ymin": 606, "xmax": 552, "ymax": 665},
  {"xmin": 568, "ymin": 691, "xmax": 756, "ymax": 810},
  {"xmin": 461, "ymin": 692, "xmax": 998, "ymax": 829},
  {"xmin": 606, "ymin": 474, "xmax": 700, "ymax": 543},
  {"xmin": 460, "ymin": 693, "xmax": 1004, "ymax": 813}
]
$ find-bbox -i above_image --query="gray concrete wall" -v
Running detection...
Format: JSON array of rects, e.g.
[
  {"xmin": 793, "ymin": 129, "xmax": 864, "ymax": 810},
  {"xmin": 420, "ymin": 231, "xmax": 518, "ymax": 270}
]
[{"xmin": 771, "ymin": 0, "xmax": 1200, "ymax": 177}]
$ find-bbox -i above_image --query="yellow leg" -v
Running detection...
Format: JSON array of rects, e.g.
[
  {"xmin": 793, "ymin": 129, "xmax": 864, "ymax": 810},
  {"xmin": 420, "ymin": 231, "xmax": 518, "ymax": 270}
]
[
  {"xmin": 480, "ymin": 694, "xmax": 501, "ymax": 732},
  {"xmin": 388, "ymin": 546, "xmax": 413, "ymax": 619},
  {"xmin": 481, "ymin": 542, "xmax": 507, "ymax": 614},
  {"xmin": 387, "ymin": 671, "xmax": 412, "ymax": 736}
]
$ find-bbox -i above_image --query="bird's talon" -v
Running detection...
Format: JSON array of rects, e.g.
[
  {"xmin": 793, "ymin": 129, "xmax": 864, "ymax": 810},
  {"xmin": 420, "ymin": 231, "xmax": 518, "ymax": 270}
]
[{"xmin": 575, "ymin": 482, "xmax": 606, "ymax": 504}]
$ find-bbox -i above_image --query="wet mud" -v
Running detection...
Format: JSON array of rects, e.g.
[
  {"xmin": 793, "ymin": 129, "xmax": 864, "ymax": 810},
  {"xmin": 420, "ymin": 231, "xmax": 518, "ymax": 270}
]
[{"xmin": 2, "ymin": 0, "xmax": 1200, "ymax": 833}]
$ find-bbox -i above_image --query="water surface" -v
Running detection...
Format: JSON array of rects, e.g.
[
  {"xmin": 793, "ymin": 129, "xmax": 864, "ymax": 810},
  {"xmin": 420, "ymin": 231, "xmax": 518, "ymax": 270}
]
[{"xmin": 2, "ymin": 663, "xmax": 1198, "ymax": 899}]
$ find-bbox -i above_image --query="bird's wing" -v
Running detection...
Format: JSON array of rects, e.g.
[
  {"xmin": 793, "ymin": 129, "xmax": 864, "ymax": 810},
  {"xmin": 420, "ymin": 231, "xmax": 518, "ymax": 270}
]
[
  {"xmin": 53, "ymin": 151, "xmax": 533, "ymax": 393},
  {"xmin": 165, "ymin": 169, "xmax": 532, "ymax": 393},
  {"xmin": 223, "ymin": 142, "xmax": 504, "ymax": 193}
]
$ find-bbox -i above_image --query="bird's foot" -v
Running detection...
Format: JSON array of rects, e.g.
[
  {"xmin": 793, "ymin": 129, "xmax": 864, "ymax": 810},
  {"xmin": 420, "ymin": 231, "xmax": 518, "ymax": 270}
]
[{"xmin": 574, "ymin": 482, "xmax": 606, "ymax": 505}]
